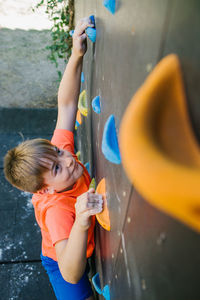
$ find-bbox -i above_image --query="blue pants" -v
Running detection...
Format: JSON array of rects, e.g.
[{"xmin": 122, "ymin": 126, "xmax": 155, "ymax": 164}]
[{"xmin": 41, "ymin": 253, "xmax": 93, "ymax": 300}]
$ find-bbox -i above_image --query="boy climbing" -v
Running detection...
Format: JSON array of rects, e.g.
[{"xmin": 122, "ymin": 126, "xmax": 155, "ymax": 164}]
[{"xmin": 3, "ymin": 17, "xmax": 103, "ymax": 300}]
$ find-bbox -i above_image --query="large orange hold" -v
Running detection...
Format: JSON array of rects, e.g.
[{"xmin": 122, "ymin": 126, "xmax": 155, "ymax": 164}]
[
  {"xmin": 96, "ymin": 178, "xmax": 111, "ymax": 231},
  {"xmin": 119, "ymin": 54, "xmax": 200, "ymax": 232}
]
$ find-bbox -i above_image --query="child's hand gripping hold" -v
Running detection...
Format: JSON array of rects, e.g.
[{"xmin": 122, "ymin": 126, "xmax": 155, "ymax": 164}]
[
  {"xmin": 75, "ymin": 188, "xmax": 103, "ymax": 231},
  {"xmin": 72, "ymin": 17, "xmax": 94, "ymax": 57}
]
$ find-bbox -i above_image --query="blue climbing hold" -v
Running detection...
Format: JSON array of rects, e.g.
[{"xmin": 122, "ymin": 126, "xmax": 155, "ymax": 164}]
[
  {"xmin": 75, "ymin": 120, "xmax": 80, "ymax": 130},
  {"xmin": 81, "ymin": 72, "xmax": 85, "ymax": 83},
  {"xmin": 70, "ymin": 16, "xmax": 95, "ymax": 41},
  {"xmin": 89, "ymin": 15, "xmax": 96, "ymax": 27},
  {"xmin": 86, "ymin": 27, "xmax": 96, "ymax": 43},
  {"xmin": 69, "ymin": 30, "xmax": 74, "ymax": 37},
  {"xmin": 92, "ymin": 96, "xmax": 101, "ymax": 114},
  {"xmin": 84, "ymin": 162, "xmax": 91, "ymax": 176},
  {"xmin": 92, "ymin": 273, "xmax": 110, "ymax": 300},
  {"xmin": 102, "ymin": 115, "xmax": 121, "ymax": 164},
  {"xmin": 103, "ymin": 0, "xmax": 115, "ymax": 14}
]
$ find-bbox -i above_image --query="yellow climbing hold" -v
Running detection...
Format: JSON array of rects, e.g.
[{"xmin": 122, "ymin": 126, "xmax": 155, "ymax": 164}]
[
  {"xmin": 76, "ymin": 150, "xmax": 81, "ymax": 161},
  {"xmin": 89, "ymin": 178, "xmax": 96, "ymax": 190},
  {"xmin": 78, "ymin": 90, "xmax": 88, "ymax": 117}
]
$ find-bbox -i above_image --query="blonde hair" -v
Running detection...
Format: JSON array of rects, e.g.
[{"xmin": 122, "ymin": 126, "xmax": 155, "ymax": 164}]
[{"xmin": 4, "ymin": 138, "xmax": 57, "ymax": 193}]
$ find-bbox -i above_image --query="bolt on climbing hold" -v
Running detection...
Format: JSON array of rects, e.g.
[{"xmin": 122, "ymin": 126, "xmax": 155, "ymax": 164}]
[
  {"xmin": 92, "ymin": 96, "xmax": 101, "ymax": 114},
  {"xmin": 102, "ymin": 115, "xmax": 121, "ymax": 164},
  {"xmin": 78, "ymin": 90, "xmax": 88, "ymax": 117},
  {"xmin": 103, "ymin": 0, "xmax": 116, "ymax": 14}
]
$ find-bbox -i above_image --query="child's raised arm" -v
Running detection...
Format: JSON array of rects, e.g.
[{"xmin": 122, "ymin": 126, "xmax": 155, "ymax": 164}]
[{"xmin": 55, "ymin": 18, "xmax": 94, "ymax": 131}]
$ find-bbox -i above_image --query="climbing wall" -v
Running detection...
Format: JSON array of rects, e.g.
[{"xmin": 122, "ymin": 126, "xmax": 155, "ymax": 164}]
[{"xmin": 75, "ymin": 1, "xmax": 200, "ymax": 299}]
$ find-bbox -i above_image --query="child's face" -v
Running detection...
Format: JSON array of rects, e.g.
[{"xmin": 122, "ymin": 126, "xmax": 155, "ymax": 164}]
[{"xmin": 42, "ymin": 147, "xmax": 83, "ymax": 193}]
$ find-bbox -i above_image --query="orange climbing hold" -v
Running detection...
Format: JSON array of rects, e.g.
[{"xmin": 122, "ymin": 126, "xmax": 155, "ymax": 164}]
[
  {"xmin": 76, "ymin": 109, "xmax": 82, "ymax": 125},
  {"xmin": 119, "ymin": 54, "xmax": 200, "ymax": 232},
  {"xmin": 96, "ymin": 178, "xmax": 111, "ymax": 231}
]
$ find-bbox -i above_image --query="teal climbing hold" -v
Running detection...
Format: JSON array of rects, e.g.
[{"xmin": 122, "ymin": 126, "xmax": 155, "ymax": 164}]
[
  {"xmin": 86, "ymin": 27, "xmax": 96, "ymax": 42},
  {"xmin": 89, "ymin": 15, "xmax": 96, "ymax": 26},
  {"xmin": 103, "ymin": 0, "xmax": 115, "ymax": 14},
  {"xmin": 75, "ymin": 120, "xmax": 80, "ymax": 129},
  {"xmin": 84, "ymin": 162, "xmax": 91, "ymax": 176},
  {"xmin": 92, "ymin": 273, "xmax": 110, "ymax": 300},
  {"xmin": 92, "ymin": 96, "xmax": 101, "ymax": 114},
  {"xmin": 102, "ymin": 115, "xmax": 121, "ymax": 164},
  {"xmin": 81, "ymin": 72, "xmax": 85, "ymax": 83}
]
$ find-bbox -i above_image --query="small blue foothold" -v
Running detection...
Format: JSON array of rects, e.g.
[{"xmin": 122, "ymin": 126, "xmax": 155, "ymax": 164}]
[
  {"xmin": 81, "ymin": 72, "xmax": 85, "ymax": 83},
  {"xmin": 69, "ymin": 30, "xmax": 74, "ymax": 37},
  {"xmin": 103, "ymin": 0, "xmax": 115, "ymax": 14},
  {"xmin": 75, "ymin": 120, "xmax": 80, "ymax": 128},
  {"xmin": 84, "ymin": 162, "xmax": 91, "ymax": 176},
  {"xmin": 86, "ymin": 27, "xmax": 96, "ymax": 43},
  {"xmin": 92, "ymin": 273, "xmax": 110, "ymax": 300},
  {"xmin": 92, "ymin": 96, "xmax": 101, "ymax": 114},
  {"xmin": 102, "ymin": 115, "xmax": 121, "ymax": 164}
]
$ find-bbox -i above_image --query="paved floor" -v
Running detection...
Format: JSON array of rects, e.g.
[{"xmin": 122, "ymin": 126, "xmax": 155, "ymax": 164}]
[{"xmin": 0, "ymin": 108, "xmax": 57, "ymax": 300}]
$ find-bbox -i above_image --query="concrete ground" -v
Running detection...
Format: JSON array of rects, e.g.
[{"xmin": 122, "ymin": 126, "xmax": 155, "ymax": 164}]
[
  {"xmin": 0, "ymin": 0, "xmax": 65, "ymax": 108},
  {"xmin": 0, "ymin": 108, "xmax": 57, "ymax": 299}
]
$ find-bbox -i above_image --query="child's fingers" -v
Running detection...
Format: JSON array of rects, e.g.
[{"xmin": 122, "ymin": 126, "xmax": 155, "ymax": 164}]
[
  {"xmin": 87, "ymin": 205, "xmax": 103, "ymax": 216},
  {"xmin": 74, "ymin": 21, "xmax": 94, "ymax": 37},
  {"xmin": 87, "ymin": 194, "xmax": 103, "ymax": 209},
  {"xmin": 87, "ymin": 200, "xmax": 103, "ymax": 209},
  {"xmin": 88, "ymin": 188, "xmax": 95, "ymax": 194},
  {"xmin": 80, "ymin": 33, "xmax": 87, "ymax": 41}
]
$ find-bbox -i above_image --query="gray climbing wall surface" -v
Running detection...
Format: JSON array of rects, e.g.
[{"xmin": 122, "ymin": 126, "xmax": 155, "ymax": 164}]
[{"xmin": 75, "ymin": 0, "xmax": 200, "ymax": 299}]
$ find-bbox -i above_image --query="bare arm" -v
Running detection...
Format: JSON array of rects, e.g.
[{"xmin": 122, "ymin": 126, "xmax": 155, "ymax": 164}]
[
  {"xmin": 55, "ymin": 222, "xmax": 88, "ymax": 284},
  {"xmin": 56, "ymin": 18, "xmax": 94, "ymax": 131},
  {"xmin": 55, "ymin": 188, "xmax": 103, "ymax": 284}
]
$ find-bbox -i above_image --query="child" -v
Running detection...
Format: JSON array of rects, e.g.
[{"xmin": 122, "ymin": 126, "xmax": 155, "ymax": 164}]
[{"xmin": 3, "ymin": 17, "xmax": 103, "ymax": 300}]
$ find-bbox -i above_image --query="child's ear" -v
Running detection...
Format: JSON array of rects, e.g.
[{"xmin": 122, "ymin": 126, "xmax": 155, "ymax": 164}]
[
  {"xmin": 48, "ymin": 187, "xmax": 55, "ymax": 194},
  {"xmin": 40, "ymin": 186, "xmax": 54, "ymax": 194}
]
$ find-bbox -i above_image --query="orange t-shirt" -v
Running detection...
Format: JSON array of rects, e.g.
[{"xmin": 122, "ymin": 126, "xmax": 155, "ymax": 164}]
[{"xmin": 32, "ymin": 129, "xmax": 95, "ymax": 261}]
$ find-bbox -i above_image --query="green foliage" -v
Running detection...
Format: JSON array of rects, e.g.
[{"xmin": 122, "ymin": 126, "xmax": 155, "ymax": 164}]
[{"xmin": 34, "ymin": 0, "xmax": 74, "ymax": 81}]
